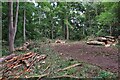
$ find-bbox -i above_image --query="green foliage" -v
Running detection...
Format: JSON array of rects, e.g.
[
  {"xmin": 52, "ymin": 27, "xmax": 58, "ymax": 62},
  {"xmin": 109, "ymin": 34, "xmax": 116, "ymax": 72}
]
[
  {"xmin": 95, "ymin": 2, "xmax": 119, "ymax": 36},
  {"xmin": 2, "ymin": 2, "xmax": 119, "ymax": 44},
  {"xmin": 2, "ymin": 2, "xmax": 119, "ymax": 78},
  {"xmin": 98, "ymin": 71, "xmax": 116, "ymax": 78}
]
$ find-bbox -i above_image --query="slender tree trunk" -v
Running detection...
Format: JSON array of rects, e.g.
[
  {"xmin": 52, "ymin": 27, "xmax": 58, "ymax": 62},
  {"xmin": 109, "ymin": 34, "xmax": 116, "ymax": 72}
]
[
  {"xmin": 23, "ymin": 8, "xmax": 26, "ymax": 41},
  {"xmin": 66, "ymin": 23, "xmax": 69, "ymax": 40},
  {"xmin": 8, "ymin": 0, "xmax": 19, "ymax": 53},
  {"xmin": 64, "ymin": 18, "xmax": 69, "ymax": 40},
  {"xmin": 109, "ymin": 24, "xmax": 112, "ymax": 36},
  {"xmin": 38, "ymin": 10, "xmax": 41, "ymax": 25},
  {"xmin": 62, "ymin": 19, "xmax": 65, "ymax": 39},
  {"xmin": 51, "ymin": 20, "xmax": 54, "ymax": 39},
  {"xmin": 13, "ymin": 1, "xmax": 19, "ymax": 39},
  {"xmin": 82, "ymin": 26, "xmax": 85, "ymax": 35},
  {"xmin": 64, "ymin": 25, "xmax": 66, "ymax": 39},
  {"xmin": 88, "ymin": 13, "xmax": 91, "ymax": 28},
  {"xmin": 66, "ymin": 17, "xmax": 69, "ymax": 40},
  {"xmin": 95, "ymin": 4, "xmax": 98, "ymax": 16},
  {"xmin": 51, "ymin": 26, "xmax": 53, "ymax": 39}
]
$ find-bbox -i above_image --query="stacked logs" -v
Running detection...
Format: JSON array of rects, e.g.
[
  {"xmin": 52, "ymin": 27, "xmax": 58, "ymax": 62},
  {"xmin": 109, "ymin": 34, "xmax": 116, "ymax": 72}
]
[
  {"xmin": 87, "ymin": 36, "xmax": 118, "ymax": 47},
  {"xmin": 0, "ymin": 52, "xmax": 47, "ymax": 78},
  {"xmin": 15, "ymin": 42, "xmax": 30, "ymax": 51},
  {"xmin": 55, "ymin": 39, "xmax": 66, "ymax": 44}
]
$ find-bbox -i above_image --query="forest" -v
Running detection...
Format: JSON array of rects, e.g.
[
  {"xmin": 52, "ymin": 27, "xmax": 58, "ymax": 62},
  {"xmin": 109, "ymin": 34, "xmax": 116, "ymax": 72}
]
[{"xmin": 1, "ymin": 1, "xmax": 120, "ymax": 79}]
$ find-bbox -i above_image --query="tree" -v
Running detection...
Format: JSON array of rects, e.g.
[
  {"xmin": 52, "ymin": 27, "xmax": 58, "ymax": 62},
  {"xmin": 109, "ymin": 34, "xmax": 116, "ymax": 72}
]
[
  {"xmin": 96, "ymin": 2, "xmax": 118, "ymax": 36},
  {"xmin": 23, "ymin": 2, "xmax": 26, "ymax": 42},
  {"xmin": 8, "ymin": 0, "xmax": 19, "ymax": 53},
  {"xmin": 2, "ymin": 1, "xmax": 119, "ymax": 45}
]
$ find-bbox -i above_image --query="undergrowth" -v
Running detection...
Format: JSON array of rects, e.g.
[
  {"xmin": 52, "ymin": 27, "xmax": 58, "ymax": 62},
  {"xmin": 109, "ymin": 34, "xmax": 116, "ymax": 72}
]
[{"xmin": 1, "ymin": 39, "xmax": 118, "ymax": 79}]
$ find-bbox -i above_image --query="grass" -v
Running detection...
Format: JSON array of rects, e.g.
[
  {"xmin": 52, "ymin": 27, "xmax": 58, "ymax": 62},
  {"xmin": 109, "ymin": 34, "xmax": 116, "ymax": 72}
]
[
  {"xmin": 1, "ymin": 39, "xmax": 118, "ymax": 79},
  {"xmin": 28, "ymin": 40, "xmax": 117, "ymax": 79}
]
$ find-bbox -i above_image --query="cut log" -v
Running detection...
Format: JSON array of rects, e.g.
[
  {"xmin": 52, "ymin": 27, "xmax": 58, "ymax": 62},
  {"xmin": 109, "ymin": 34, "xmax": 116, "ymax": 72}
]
[
  {"xmin": 55, "ymin": 40, "xmax": 61, "ymax": 43},
  {"xmin": 105, "ymin": 44, "xmax": 111, "ymax": 47},
  {"xmin": 96, "ymin": 36, "xmax": 116, "ymax": 42},
  {"xmin": 87, "ymin": 36, "xmax": 118, "ymax": 47},
  {"xmin": 105, "ymin": 36, "xmax": 115, "ymax": 39},
  {"xmin": 96, "ymin": 37, "xmax": 107, "ymax": 42},
  {"xmin": 22, "ymin": 60, "xmax": 30, "ymax": 67},
  {"xmin": 15, "ymin": 41, "xmax": 30, "ymax": 51},
  {"xmin": 55, "ymin": 40, "xmax": 66, "ymax": 44},
  {"xmin": 23, "ymin": 42, "xmax": 30, "ymax": 47},
  {"xmin": 105, "ymin": 36, "xmax": 116, "ymax": 42},
  {"xmin": 1, "ymin": 52, "xmax": 47, "ymax": 78},
  {"xmin": 87, "ymin": 40, "xmax": 105, "ymax": 45},
  {"xmin": 0, "ymin": 54, "xmax": 16, "ymax": 63},
  {"xmin": 118, "ymin": 35, "xmax": 120, "ymax": 40}
]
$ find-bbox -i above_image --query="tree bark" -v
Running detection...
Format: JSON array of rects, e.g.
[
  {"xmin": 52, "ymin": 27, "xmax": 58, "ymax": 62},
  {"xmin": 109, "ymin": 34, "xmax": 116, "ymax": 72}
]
[
  {"xmin": 51, "ymin": 20, "xmax": 54, "ymax": 39},
  {"xmin": 8, "ymin": 0, "xmax": 19, "ymax": 53},
  {"xmin": 8, "ymin": 1, "xmax": 14, "ymax": 52},
  {"xmin": 109, "ymin": 25, "xmax": 112, "ymax": 36},
  {"xmin": 38, "ymin": 10, "xmax": 41, "ymax": 25},
  {"xmin": 0, "ymin": 54, "xmax": 16, "ymax": 63},
  {"xmin": 65, "ymin": 18, "xmax": 69, "ymax": 40},
  {"xmin": 23, "ymin": 7, "xmax": 26, "ymax": 42},
  {"xmin": 51, "ymin": 25, "xmax": 54, "ymax": 39},
  {"xmin": 13, "ymin": 1, "xmax": 19, "ymax": 39},
  {"xmin": 82, "ymin": 25, "xmax": 85, "ymax": 35},
  {"xmin": 66, "ymin": 24, "xmax": 69, "ymax": 40},
  {"xmin": 62, "ymin": 20, "xmax": 65, "ymax": 39}
]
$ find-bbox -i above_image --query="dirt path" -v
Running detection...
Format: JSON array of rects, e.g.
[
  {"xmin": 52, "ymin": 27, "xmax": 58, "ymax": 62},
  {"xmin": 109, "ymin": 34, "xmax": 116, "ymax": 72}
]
[{"xmin": 51, "ymin": 42, "xmax": 119, "ymax": 73}]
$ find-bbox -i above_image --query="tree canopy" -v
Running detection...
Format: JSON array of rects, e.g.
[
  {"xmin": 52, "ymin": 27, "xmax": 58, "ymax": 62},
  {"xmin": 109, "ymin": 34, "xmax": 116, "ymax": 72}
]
[{"xmin": 2, "ymin": 2, "xmax": 120, "ymax": 44}]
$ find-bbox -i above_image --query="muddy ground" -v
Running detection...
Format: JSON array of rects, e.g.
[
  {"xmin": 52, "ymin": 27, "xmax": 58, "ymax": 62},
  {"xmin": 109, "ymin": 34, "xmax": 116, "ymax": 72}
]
[{"xmin": 51, "ymin": 42, "xmax": 119, "ymax": 73}]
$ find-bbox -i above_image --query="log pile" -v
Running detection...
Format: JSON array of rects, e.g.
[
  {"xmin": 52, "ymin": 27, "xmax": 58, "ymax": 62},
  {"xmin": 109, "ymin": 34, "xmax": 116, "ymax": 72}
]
[
  {"xmin": 0, "ymin": 52, "xmax": 47, "ymax": 78},
  {"xmin": 87, "ymin": 36, "xmax": 118, "ymax": 47},
  {"xmin": 15, "ymin": 41, "xmax": 30, "ymax": 51},
  {"xmin": 55, "ymin": 39, "xmax": 66, "ymax": 44}
]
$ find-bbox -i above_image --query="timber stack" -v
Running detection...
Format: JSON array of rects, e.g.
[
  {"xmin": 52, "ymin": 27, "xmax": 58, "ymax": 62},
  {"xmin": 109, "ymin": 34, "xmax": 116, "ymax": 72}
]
[
  {"xmin": 87, "ymin": 36, "xmax": 118, "ymax": 47},
  {"xmin": 0, "ymin": 52, "xmax": 47, "ymax": 79},
  {"xmin": 55, "ymin": 39, "xmax": 66, "ymax": 44},
  {"xmin": 15, "ymin": 41, "xmax": 31, "ymax": 51}
]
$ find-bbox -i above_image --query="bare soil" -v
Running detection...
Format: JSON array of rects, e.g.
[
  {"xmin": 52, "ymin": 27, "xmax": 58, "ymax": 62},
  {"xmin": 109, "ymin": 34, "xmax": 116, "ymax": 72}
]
[{"xmin": 51, "ymin": 42, "xmax": 119, "ymax": 73}]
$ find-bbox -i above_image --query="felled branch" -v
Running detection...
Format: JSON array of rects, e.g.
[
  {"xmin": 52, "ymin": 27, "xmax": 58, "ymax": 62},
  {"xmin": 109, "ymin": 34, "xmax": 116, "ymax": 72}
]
[
  {"xmin": 52, "ymin": 74, "xmax": 79, "ymax": 79},
  {"xmin": 57, "ymin": 63, "xmax": 81, "ymax": 72}
]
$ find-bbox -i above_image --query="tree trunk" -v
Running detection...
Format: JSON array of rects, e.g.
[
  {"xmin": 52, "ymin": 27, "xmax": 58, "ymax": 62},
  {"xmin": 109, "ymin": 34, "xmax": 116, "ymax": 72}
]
[
  {"xmin": 65, "ymin": 17, "xmax": 69, "ymax": 40},
  {"xmin": 82, "ymin": 25, "xmax": 85, "ymax": 35},
  {"xmin": 51, "ymin": 26, "xmax": 53, "ymax": 39},
  {"xmin": 62, "ymin": 20, "xmax": 65, "ymax": 39},
  {"xmin": 8, "ymin": 1, "xmax": 14, "ymax": 52},
  {"xmin": 23, "ymin": 8, "xmax": 26, "ymax": 42},
  {"xmin": 66, "ymin": 24, "xmax": 69, "ymax": 40},
  {"xmin": 13, "ymin": 1, "xmax": 19, "ymax": 39},
  {"xmin": 8, "ymin": 0, "xmax": 19, "ymax": 53},
  {"xmin": 109, "ymin": 25, "xmax": 112, "ymax": 36},
  {"xmin": 38, "ymin": 10, "xmax": 41, "ymax": 25},
  {"xmin": 51, "ymin": 20, "xmax": 54, "ymax": 39}
]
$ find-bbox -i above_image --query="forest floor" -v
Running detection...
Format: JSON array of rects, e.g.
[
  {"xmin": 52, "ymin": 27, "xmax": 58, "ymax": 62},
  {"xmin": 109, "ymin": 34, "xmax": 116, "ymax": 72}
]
[
  {"xmin": 51, "ymin": 41, "xmax": 119, "ymax": 73},
  {"xmin": 1, "ymin": 40, "xmax": 119, "ymax": 79}
]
